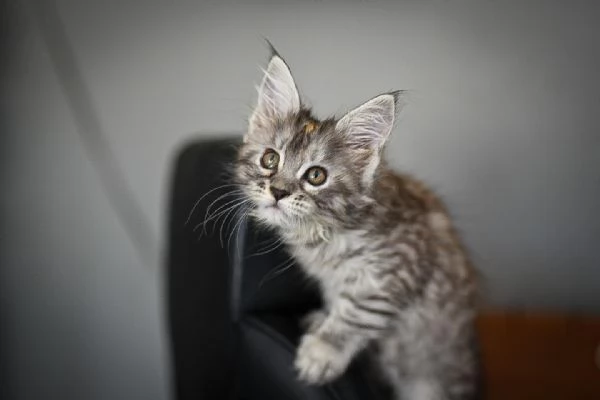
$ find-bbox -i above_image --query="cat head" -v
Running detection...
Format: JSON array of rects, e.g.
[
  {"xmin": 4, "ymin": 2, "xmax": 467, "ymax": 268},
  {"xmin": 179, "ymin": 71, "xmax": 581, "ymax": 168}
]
[{"xmin": 236, "ymin": 50, "xmax": 403, "ymax": 236}]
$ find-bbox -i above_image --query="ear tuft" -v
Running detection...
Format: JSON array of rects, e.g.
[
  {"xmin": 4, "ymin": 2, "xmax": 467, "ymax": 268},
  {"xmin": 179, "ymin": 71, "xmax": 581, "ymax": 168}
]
[{"xmin": 265, "ymin": 39, "xmax": 281, "ymax": 60}]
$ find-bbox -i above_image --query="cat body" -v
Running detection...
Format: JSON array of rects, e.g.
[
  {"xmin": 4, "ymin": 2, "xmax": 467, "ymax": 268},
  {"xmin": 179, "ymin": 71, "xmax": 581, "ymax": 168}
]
[
  {"xmin": 236, "ymin": 49, "xmax": 480, "ymax": 400},
  {"xmin": 288, "ymin": 171, "xmax": 479, "ymax": 400}
]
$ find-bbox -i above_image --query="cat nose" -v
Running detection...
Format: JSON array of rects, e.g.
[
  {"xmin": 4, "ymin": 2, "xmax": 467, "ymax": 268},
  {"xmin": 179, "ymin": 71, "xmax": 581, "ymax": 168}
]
[{"xmin": 270, "ymin": 186, "xmax": 290, "ymax": 201}]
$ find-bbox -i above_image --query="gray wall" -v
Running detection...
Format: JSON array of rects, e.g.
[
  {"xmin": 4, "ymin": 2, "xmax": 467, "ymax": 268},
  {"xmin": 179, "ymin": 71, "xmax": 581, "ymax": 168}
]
[{"xmin": 2, "ymin": 1, "xmax": 599, "ymax": 399}]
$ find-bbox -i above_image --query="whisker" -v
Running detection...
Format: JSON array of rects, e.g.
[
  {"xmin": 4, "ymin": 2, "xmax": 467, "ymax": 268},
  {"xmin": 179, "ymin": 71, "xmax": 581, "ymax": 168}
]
[
  {"xmin": 259, "ymin": 256, "xmax": 296, "ymax": 288},
  {"xmin": 225, "ymin": 202, "xmax": 247, "ymax": 238},
  {"xmin": 234, "ymin": 207, "xmax": 253, "ymax": 259},
  {"xmin": 205, "ymin": 194, "xmax": 245, "ymax": 219},
  {"xmin": 247, "ymin": 238, "xmax": 284, "ymax": 258},
  {"xmin": 250, "ymin": 236, "xmax": 277, "ymax": 250},
  {"xmin": 219, "ymin": 200, "xmax": 251, "ymax": 247},
  {"xmin": 203, "ymin": 195, "xmax": 247, "ymax": 235},
  {"xmin": 193, "ymin": 198, "xmax": 249, "ymax": 234},
  {"xmin": 227, "ymin": 206, "xmax": 252, "ymax": 255},
  {"xmin": 200, "ymin": 191, "xmax": 246, "ymax": 234},
  {"xmin": 227, "ymin": 206, "xmax": 250, "ymax": 249},
  {"xmin": 202, "ymin": 190, "xmax": 245, "ymax": 226},
  {"xmin": 185, "ymin": 183, "xmax": 242, "ymax": 225},
  {"xmin": 196, "ymin": 202, "xmax": 249, "ymax": 243}
]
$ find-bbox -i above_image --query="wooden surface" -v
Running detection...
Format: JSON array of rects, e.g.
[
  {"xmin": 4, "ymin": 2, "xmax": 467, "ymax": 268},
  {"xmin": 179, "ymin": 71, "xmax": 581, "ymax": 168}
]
[{"xmin": 477, "ymin": 311, "xmax": 600, "ymax": 400}]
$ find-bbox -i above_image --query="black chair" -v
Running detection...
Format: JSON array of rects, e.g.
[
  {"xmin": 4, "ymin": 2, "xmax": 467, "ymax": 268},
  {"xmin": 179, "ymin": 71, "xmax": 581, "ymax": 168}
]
[{"xmin": 166, "ymin": 137, "xmax": 387, "ymax": 400}]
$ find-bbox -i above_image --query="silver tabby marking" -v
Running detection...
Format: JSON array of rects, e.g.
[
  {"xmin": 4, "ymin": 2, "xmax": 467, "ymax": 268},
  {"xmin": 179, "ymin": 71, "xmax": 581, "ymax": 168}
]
[{"xmin": 236, "ymin": 50, "xmax": 480, "ymax": 400}]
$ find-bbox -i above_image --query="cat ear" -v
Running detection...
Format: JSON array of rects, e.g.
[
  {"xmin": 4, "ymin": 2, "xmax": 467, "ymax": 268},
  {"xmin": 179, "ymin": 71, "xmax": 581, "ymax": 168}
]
[
  {"xmin": 249, "ymin": 55, "xmax": 300, "ymax": 133},
  {"xmin": 336, "ymin": 92, "xmax": 401, "ymax": 152},
  {"xmin": 337, "ymin": 92, "xmax": 403, "ymax": 185}
]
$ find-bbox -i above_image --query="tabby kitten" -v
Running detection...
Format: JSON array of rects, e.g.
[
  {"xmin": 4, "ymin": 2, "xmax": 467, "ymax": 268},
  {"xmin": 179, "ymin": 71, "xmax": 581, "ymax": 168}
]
[{"xmin": 236, "ymin": 50, "xmax": 480, "ymax": 400}]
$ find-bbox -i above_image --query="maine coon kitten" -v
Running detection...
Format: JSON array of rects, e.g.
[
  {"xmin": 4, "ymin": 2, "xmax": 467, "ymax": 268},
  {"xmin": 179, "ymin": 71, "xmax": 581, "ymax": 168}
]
[{"xmin": 236, "ymin": 50, "xmax": 480, "ymax": 400}]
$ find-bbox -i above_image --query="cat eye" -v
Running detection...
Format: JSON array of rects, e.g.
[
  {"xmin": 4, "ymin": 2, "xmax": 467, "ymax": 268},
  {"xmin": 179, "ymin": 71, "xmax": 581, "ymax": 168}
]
[
  {"xmin": 260, "ymin": 149, "xmax": 280, "ymax": 170},
  {"xmin": 304, "ymin": 166, "xmax": 327, "ymax": 186}
]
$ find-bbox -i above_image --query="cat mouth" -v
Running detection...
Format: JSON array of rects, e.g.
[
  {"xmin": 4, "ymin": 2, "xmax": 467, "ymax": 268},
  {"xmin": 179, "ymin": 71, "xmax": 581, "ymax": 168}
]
[
  {"xmin": 257, "ymin": 203, "xmax": 289, "ymax": 226},
  {"xmin": 265, "ymin": 203, "xmax": 282, "ymax": 211},
  {"xmin": 263, "ymin": 199, "xmax": 281, "ymax": 209},
  {"xmin": 261, "ymin": 203, "xmax": 287, "ymax": 218}
]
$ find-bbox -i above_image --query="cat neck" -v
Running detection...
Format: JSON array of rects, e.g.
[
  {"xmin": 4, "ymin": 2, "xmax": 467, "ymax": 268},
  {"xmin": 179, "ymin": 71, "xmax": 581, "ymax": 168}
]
[{"xmin": 279, "ymin": 220, "xmax": 335, "ymax": 248}]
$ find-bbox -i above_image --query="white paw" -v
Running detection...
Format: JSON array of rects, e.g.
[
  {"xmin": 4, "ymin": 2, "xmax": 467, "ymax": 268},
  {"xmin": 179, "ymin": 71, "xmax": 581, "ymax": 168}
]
[
  {"xmin": 300, "ymin": 310, "xmax": 327, "ymax": 332},
  {"xmin": 294, "ymin": 334, "xmax": 348, "ymax": 385}
]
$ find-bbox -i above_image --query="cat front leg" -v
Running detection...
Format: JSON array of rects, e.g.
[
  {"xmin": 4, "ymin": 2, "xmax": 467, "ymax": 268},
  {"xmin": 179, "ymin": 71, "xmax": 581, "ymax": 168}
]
[
  {"xmin": 300, "ymin": 309, "xmax": 328, "ymax": 333},
  {"xmin": 295, "ymin": 291, "xmax": 397, "ymax": 385}
]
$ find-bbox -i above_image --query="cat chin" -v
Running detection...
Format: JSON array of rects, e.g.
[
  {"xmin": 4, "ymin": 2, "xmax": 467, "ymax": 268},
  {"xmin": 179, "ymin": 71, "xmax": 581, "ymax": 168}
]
[{"xmin": 255, "ymin": 206, "xmax": 290, "ymax": 227}]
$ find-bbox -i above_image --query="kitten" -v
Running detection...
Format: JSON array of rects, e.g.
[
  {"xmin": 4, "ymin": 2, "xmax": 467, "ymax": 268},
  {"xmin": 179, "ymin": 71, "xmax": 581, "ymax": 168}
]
[{"xmin": 236, "ymin": 49, "xmax": 481, "ymax": 400}]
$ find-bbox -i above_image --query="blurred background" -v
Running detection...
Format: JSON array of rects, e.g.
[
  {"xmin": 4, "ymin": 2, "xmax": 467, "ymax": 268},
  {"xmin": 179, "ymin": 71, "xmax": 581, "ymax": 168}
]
[{"xmin": 2, "ymin": 1, "xmax": 600, "ymax": 399}]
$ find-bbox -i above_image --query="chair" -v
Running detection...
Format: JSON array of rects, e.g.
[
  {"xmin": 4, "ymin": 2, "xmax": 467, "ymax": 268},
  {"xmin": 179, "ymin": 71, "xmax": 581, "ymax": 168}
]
[{"xmin": 165, "ymin": 137, "xmax": 386, "ymax": 400}]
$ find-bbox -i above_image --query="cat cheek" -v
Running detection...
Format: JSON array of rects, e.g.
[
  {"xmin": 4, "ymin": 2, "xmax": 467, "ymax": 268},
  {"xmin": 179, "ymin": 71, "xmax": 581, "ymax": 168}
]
[{"xmin": 246, "ymin": 182, "xmax": 270, "ymax": 207}]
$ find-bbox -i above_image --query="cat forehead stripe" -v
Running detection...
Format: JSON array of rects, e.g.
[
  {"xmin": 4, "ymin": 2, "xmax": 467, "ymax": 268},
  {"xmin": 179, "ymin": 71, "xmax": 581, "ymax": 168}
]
[{"xmin": 304, "ymin": 121, "xmax": 318, "ymax": 134}]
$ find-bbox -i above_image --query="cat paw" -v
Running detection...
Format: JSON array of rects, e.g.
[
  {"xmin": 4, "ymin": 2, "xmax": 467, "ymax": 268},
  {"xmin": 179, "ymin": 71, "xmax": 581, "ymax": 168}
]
[
  {"xmin": 295, "ymin": 334, "xmax": 347, "ymax": 385},
  {"xmin": 300, "ymin": 310, "xmax": 327, "ymax": 333}
]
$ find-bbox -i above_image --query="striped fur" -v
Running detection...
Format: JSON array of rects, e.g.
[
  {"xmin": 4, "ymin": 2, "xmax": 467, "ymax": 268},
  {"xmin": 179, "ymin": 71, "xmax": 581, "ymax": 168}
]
[{"xmin": 236, "ymin": 52, "xmax": 481, "ymax": 400}]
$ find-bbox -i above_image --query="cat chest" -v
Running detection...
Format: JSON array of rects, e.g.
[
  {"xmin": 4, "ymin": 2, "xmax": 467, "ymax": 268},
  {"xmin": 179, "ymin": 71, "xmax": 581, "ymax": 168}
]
[{"xmin": 293, "ymin": 239, "xmax": 372, "ymax": 298}]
